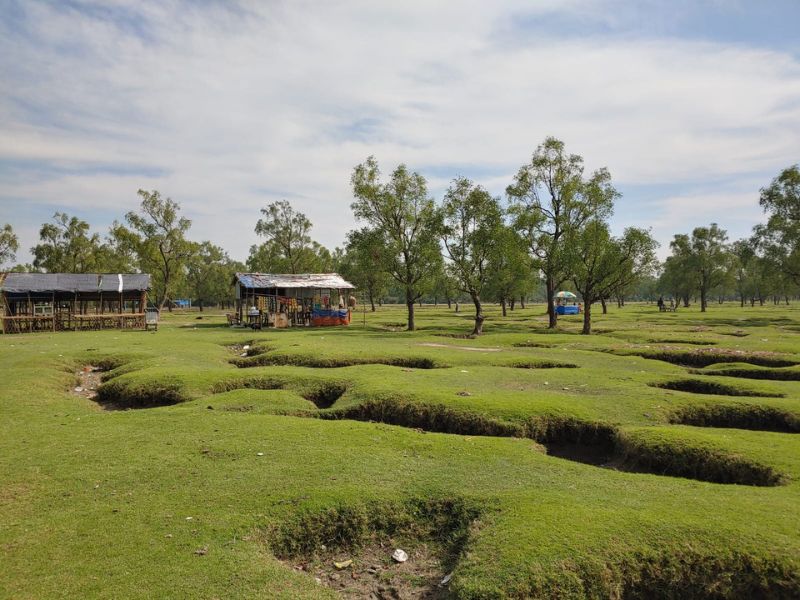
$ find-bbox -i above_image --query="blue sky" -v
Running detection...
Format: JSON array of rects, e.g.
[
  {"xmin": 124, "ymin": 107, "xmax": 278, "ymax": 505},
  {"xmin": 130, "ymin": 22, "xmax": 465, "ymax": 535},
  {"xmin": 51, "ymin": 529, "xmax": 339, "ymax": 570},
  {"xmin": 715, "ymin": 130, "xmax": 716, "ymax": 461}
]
[{"xmin": 1, "ymin": 0, "xmax": 799, "ymax": 265}]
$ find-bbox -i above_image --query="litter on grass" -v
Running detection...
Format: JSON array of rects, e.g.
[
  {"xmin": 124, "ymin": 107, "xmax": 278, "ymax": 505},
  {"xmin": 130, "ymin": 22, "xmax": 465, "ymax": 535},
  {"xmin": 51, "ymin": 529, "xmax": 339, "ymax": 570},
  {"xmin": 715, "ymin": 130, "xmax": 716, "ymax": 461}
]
[
  {"xmin": 391, "ymin": 548, "xmax": 408, "ymax": 563},
  {"xmin": 333, "ymin": 559, "xmax": 353, "ymax": 570}
]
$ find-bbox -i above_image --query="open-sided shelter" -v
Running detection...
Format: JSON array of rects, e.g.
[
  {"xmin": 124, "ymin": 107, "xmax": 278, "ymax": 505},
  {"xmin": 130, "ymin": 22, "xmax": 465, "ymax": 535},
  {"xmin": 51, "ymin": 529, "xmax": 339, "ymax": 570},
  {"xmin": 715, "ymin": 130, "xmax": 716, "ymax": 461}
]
[
  {"xmin": 232, "ymin": 273, "xmax": 355, "ymax": 328},
  {"xmin": 0, "ymin": 273, "xmax": 151, "ymax": 334}
]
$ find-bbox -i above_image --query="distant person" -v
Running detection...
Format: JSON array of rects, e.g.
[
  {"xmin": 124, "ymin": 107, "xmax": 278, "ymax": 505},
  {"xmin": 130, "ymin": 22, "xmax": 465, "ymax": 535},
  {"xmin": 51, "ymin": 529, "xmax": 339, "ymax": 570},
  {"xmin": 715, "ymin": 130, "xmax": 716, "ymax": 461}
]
[{"xmin": 657, "ymin": 296, "xmax": 664, "ymax": 310}]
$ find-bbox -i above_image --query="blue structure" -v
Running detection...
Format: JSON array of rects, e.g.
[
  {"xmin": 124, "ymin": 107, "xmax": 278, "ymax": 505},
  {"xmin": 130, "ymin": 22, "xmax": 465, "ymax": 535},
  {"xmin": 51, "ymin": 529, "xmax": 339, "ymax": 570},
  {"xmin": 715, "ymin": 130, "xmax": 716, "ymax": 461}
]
[{"xmin": 556, "ymin": 304, "xmax": 580, "ymax": 315}]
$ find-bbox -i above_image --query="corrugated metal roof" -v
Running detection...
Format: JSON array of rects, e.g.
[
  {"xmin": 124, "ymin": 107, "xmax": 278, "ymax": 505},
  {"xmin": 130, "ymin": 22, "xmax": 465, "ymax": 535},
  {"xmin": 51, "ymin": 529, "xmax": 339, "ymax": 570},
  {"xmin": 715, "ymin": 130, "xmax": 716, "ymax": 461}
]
[
  {"xmin": 0, "ymin": 273, "xmax": 151, "ymax": 293},
  {"xmin": 234, "ymin": 273, "xmax": 355, "ymax": 290}
]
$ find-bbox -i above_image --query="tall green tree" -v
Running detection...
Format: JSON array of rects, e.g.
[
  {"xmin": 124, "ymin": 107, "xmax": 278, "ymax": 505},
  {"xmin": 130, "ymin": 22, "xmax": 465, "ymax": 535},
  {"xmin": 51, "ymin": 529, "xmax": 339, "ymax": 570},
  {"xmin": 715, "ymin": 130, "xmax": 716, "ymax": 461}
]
[
  {"xmin": 755, "ymin": 165, "xmax": 800, "ymax": 286},
  {"xmin": 31, "ymin": 212, "xmax": 105, "ymax": 272},
  {"xmin": 507, "ymin": 137, "xmax": 616, "ymax": 328},
  {"xmin": 659, "ymin": 234, "xmax": 694, "ymax": 307},
  {"xmin": 114, "ymin": 189, "xmax": 193, "ymax": 311},
  {"xmin": 251, "ymin": 200, "xmax": 322, "ymax": 274},
  {"xmin": 486, "ymin": 226, "xmax": 532, "ymax": 317},
  {"xmin": 569, "ymin": 223, "xmax": 657, "ymax": 334},
  {"xmin": 0, "ymin": 223, "xmax": 19, "ymax": 268},
  {"xmin": 350, "ymin": 156, "xmax": 440, "ymax": 331},
  {"xmin": 437, "ymin": 177, "xmax": 503, "ymax": 336},
  {"xmin": 340, "ymin": 228, "xmax": 391, "ymax": 312},
  {"xmin": 185, "ymin": 242, "xmax": 242, "ymax": 310},
  {"xmin": 690, "ymin": 223, "xmax": 730, "ymax": 312}
]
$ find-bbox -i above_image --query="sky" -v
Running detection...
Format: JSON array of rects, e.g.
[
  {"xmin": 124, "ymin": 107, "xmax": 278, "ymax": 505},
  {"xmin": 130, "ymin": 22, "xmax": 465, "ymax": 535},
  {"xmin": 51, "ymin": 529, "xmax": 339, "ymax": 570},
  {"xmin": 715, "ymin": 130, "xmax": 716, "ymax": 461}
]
[{"xmin": 1, "ymin": 0, "xmax": 799, "ymax": 265}]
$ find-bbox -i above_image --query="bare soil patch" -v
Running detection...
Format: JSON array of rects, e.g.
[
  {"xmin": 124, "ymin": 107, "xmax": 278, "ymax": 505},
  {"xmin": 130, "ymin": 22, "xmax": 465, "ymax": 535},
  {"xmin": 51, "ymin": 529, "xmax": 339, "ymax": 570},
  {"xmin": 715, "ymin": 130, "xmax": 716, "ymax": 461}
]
[
  {"xmin": 72, "ymin": 366, "xmax": 102, "ymax": 400},
  {"xmin": 290, "ymin": 538, "xmax": 452, "ymax": 599}
]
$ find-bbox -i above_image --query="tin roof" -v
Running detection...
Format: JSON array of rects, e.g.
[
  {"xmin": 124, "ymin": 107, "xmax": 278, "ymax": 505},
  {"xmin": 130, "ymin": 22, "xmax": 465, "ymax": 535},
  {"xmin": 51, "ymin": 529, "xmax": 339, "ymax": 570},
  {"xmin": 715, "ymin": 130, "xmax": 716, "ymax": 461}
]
[
  {"xmin": 0, "ymin": 273, "xmax": 151, "ymax": 293},
  {"xmin": 234, "ymin": 273, "xmax": 355, "ymax": 290}
]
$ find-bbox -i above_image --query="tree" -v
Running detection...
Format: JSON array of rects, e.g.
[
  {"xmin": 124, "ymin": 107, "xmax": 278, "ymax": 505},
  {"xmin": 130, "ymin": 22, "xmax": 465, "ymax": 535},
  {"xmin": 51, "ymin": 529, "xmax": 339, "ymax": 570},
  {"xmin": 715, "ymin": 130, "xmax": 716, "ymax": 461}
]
[
  {"xmin": 730, "ymin": 238, "xmax": 758, "ymax": 306},
  {"xmin": 115, "ymin": 190, "xmax": 193, "ymax": 311},
  {"xmin": 485, "ymin": 226, "xmax": 531, "ymax": 317},
  {"xmin": 185, "ymin": 242, "xmax": 242, "ymax": 310},
  {"xmin": 252, "ymin": 200, "xmax": 318, "ymax": 274},
  {"xmin": 0, "ymin": 223, "xmax": 19, "ymax": 268},
  {"xmin": 690, "ymin": 224, "xmax": 730, "ymax": 312},
  {"xmin": 340, "ymin": 228, "xmax": 390, "ymax": 312},
  {"xmin": 756, "ymin": 165, "xmax": 800, "ymax": 286},
  {"xmin": 350, "ymin": 156, "xmax": 440, "ymax": 331},
  {"xmin": 438, "ymin": 177, "xmax": 503, "ymax": 336},
  {"xmin": 569, "ymin": 222, "xmax": 657, "ymax": 334},
  {"xmin": 660, "ymin": 234, "xmax": 694, "ymax": 307},
  {"xmin": 31, "ymin": 212, "xmax": 105, "ymax": 272},
  {"xmin": 507, "ymin": 137, "xmax": 616, "ymax": 328}
]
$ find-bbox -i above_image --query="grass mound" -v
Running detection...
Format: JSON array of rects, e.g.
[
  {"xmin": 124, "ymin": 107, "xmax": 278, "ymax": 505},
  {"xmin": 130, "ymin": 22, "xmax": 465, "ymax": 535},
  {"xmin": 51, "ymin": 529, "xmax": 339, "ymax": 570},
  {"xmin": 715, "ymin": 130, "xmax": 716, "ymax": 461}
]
[
  {"xmin": 510, "ymin": 360, "xmax": 579, "ymax": 369},
  {"xmin": 671, "ymin": 404, "xmax": 800, "ymax": 433},
  {"xmin": 512, "ymin": 341, "xmax": 556, "ymax": 348},
  {"xmin": 652, "ymin": 378, "xmax": 784, "ymax": 398},
  {"xmin": 616, "ymin": 430, "xmax": 785, "ymax": 486},
  {"xmin": 231, "ymin": 353, "xmax": 441, "ymax": 369},
  {"xmin": 323, "ymin": 397, "xmax": 524, "ymax": 437},
  {"xmin": 694, "ymin": 365, "xmax": 800, "ymax": 381},
  {"xmin": 619, "ymin": 348, "xmax": 799, "ymax": 368},
  {"xmin": 96, "ymin": 374, "xmax": 188, "ymax": 408},
  {"xmin": 647, "ymin": 338, "xmax": 716, "ymax": 345},
  {"xmin": 271, "ymin": 496, "xmax": 482, "ymax": 559},
  {"xmin": 211, "ymin": 375, "xmax": 287, "ymax": 393},
  {"xmin": 491, "ymin": 548, "xmax": 800, "ymax": 600}
]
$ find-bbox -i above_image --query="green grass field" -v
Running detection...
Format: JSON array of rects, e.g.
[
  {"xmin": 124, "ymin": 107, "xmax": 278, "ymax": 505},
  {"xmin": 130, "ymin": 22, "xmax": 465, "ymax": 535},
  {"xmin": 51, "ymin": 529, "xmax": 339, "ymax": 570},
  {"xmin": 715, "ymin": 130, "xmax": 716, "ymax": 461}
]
[{"xmin": 1, "ymin": 303, "xmax": 799, "ymax": 599}]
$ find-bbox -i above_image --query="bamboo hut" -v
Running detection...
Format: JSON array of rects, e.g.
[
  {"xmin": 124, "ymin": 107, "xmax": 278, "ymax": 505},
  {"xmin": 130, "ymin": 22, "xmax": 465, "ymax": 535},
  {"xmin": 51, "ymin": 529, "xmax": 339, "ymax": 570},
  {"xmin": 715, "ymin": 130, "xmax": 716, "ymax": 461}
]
[{"xmin": 0, "ymin": 273, "xmax": 151, "ymax": 334}]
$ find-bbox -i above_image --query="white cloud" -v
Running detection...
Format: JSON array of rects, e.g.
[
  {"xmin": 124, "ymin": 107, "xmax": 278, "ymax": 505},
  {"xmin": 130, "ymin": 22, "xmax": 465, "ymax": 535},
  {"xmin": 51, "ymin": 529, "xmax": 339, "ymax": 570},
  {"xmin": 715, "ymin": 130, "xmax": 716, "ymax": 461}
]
[{"xmin": 0, "ymin": 0, "xmax": 798, "ymax": 264}]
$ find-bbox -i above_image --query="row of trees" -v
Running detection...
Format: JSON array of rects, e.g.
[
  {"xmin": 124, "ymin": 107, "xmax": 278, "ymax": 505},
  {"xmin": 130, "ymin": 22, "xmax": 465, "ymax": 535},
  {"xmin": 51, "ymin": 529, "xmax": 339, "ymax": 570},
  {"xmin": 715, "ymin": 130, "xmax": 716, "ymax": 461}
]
[
  {"xmin": 659, "ymin": 166, "xmax": 800, "ymax": 310},
  {"xmin": 1, "ymin": 146, "xmax": 796, "ymax": 335},
  {"xmin": 347, "ymin": 138, "xmax": 658, "ymax": 335}
]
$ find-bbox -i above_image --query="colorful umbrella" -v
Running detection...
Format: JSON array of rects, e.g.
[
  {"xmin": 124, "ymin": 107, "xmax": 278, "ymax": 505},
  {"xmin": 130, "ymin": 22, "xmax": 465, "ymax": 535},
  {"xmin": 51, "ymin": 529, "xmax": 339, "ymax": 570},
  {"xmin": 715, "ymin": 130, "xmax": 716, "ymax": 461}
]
[{"xmin": 555, "ymin": 291, "xmax": 577, "ymax": 299}]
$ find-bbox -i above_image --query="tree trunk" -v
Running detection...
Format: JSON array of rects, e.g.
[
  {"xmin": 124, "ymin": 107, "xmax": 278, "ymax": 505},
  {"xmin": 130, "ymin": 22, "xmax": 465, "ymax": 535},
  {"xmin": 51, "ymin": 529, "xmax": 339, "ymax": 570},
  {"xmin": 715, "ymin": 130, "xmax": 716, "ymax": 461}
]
[
  {"xmin": 369, "ymin": 290, "xmax": 376, "ymax": 312},
  {"xmin": 581, "ymin": 300, "xmax": 592, "ymax": 335},
  {"xmin": 740, "ymin": 295, "xmax": 744, "ymax": 307},
  {"xmin": 470, "ymin": 293, "xmax": 484, "ymax": 336},
  {"xmin": 455, "ymin": 302, "xmax": 459, "ymax": 313},
  {"xmin": 501, "ymin": 297, "xmax": 507, "ymax": 317},
  {"xmin": 199, "ymin": 300, "xmax": 204, "ymax": 312},
  {"xmin": 520, "ymin": 295, "xmax": 525, "ymax": 309},
  {"xmin": 546, "ymin": 277, "xmax": 556, "ymax": 328},
  {"xmin": 434, "ymin": 296, "xmax": 438, "ymax": 307},
  {"xmin": 510, "ymin": 298, "xmax": 515, "ymax": 311},
  {"xmin": 406, "ymin": 300, "xmax": 416, "ymax": 331},
  {"xmin": 785, "ymin": 295, "xmax": 790, "ymax": 305},
  {"xmin": 601, "ymin": 297, "xmax": 607, "ymax": 314},
  {"xmin": 682, "ymin": 295, "xmax": 690, "ymax": 308},
  {"xmin": 447, "ymin": 298, "xmax": 451, "ymax": 309},
  {"xmin": 700, "ymin": 286, "xmax": 707, "ymax": 312}
]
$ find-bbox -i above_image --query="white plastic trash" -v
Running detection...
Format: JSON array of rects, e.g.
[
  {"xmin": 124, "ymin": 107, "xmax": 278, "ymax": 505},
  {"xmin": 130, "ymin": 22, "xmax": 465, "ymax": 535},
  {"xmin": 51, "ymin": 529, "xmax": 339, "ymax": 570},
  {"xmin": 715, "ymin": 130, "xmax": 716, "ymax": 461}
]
[{"xmin": 391, "ymin": 548, "xmax": 408, "ymax": 563}]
